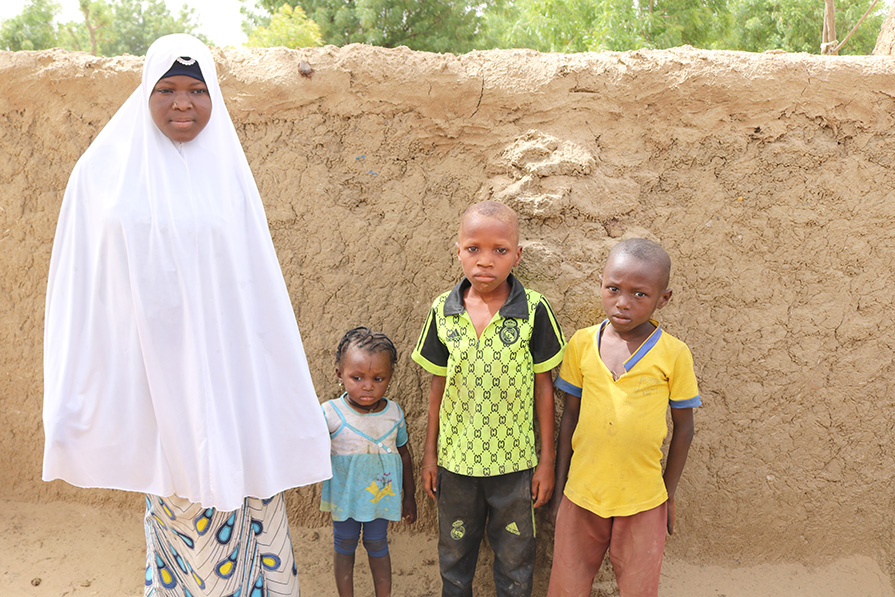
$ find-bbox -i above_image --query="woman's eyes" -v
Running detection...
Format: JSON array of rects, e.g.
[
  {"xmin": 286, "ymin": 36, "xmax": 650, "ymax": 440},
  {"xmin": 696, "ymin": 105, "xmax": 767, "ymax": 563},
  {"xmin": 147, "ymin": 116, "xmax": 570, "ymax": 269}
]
[{"xmin": 154, "ymin": 88, "xmax": 207, "ymax": 94}]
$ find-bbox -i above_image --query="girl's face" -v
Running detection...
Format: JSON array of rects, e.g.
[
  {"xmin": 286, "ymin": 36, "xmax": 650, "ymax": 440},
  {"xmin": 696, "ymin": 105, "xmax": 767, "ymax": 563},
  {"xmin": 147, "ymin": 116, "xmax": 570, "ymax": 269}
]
[
  {"xmin": 336, "ymin": 346, "xmax": 393, "ymax": 413},
  {"xmin": 149, "ymin": 75, "xmax": 212, "ymax": 143}
]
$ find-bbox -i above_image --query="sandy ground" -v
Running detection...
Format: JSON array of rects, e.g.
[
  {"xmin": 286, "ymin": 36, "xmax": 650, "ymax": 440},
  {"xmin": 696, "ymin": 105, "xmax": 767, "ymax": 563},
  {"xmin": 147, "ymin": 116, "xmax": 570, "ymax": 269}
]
[{"xmin": 2, "ymin": 499, "xmax": 891, "ymax": 597}]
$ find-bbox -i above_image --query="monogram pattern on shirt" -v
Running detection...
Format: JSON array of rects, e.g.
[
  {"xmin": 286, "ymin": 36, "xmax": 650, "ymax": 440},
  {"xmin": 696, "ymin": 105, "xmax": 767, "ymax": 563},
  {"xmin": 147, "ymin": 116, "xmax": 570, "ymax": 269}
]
[{"xmin": 435, "ymin": 299, "xmax": 537, "ymax": 477}]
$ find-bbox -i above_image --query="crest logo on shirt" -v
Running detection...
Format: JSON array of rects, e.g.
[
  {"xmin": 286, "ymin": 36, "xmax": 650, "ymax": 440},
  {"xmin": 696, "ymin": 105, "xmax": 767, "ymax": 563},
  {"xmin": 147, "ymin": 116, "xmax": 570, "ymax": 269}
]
[{"xmin": 498, "ymin": 319, "xmax": 520, "ymax": 345}]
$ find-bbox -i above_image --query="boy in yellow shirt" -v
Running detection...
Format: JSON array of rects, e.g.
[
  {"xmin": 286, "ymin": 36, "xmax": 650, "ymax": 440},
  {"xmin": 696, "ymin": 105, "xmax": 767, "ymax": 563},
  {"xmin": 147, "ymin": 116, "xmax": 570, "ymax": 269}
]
[{"xmin": 548, "ymin": 238, "xmax": 700, "ymax": 597}]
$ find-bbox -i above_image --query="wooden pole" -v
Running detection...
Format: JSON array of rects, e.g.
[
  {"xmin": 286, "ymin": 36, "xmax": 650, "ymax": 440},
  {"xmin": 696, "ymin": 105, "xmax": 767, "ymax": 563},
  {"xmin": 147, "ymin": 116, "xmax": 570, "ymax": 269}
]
[
  {"xmin": 822, "ymin": 0, "xmax": 838, "ymax": 54},
  {"xmin": 834, "ymin": 0, "xmax": 881, "ymax": 53}
]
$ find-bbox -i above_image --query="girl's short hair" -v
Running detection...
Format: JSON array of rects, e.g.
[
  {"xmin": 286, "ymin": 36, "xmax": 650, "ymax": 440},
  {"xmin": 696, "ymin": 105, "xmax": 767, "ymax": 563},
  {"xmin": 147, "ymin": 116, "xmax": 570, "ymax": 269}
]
[{"xmin": 335, "ymin": 326, "xmax": 398, "ymax": 367}]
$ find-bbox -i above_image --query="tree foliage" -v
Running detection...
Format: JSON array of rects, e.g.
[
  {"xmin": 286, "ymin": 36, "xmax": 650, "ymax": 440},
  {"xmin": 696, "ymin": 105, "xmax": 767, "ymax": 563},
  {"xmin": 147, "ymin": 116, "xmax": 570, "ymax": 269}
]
[
  {"xmin": 3, "ymin": 0, "xmax": 886, "ymax": 56},
  {"xmin": 483, "ymin": 0, "xmax": 731, "ymax": 52},
  {"xmin": 246, "ymin": 3, "xmax": 322, "ymax": 48},
  {"xmin": 101, "ymin": 0, "xmax": 204, "ymax": 56},
  {"xmin": 0, "ymin": 0, "xmax": 206, "ymax": 55},
  {"xmin": 478, "ymin": 0, "xmax": 881, "ymax": 53},
  {"xmin": 0, "ymin": 0, "xmax": 60, "ymax": 51},
  {"xmin": 251, "ymin": 0, "xmax": 489, "ymax": 53},
  {"xmin": 724, "ymin": 0, "xmax": 884, "ymax": 54},
  {"xmin": 56, "ymin": 1, "xmax": 113, "ymax": 56}
]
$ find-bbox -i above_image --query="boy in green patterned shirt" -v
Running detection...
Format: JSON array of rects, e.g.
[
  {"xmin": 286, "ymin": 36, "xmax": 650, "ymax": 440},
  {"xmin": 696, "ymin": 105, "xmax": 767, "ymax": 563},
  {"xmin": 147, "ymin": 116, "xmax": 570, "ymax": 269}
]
[{"xmin": 412, "ymin": 201, "xmax": 566, "ymax": 596}]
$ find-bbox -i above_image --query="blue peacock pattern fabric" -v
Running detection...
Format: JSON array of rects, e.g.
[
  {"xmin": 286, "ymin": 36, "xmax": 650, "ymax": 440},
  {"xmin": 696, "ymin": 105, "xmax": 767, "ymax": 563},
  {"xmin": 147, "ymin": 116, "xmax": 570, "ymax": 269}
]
[{"xmin": 144, "ymin": 492, "xmax": 299, "ymax": 596}]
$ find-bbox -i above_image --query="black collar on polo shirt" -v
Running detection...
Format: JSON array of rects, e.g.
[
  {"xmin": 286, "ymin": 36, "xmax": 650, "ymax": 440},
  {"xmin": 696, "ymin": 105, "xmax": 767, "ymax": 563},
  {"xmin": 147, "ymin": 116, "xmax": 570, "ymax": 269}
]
[{"xmin": 443, "ymin": 273, "xmax": 529, "ymax": 319}]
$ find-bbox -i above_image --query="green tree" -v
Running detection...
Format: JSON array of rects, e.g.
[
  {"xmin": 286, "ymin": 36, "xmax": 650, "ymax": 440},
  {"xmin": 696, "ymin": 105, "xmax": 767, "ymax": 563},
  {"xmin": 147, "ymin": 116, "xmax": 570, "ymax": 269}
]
[
  {"xmin": 246, "ymin": 3, "xmax": 322, "ymax": 48},
  {"xmin": 724, "ymin": 0, "xmax": 883, "ymax": 54},
  {"xmin": 479, "ymin": 0, "xmax": 605, "ymax": 51},
  {"xmin": 480, "ymin": 0, "xmax": 730, "ymax": 52},
  {"xmin": 0, "ymin": 0, "xmax": 60, "ymax": 51},
  {"xmin": 100, "ymin": 0, "xmax": 204, "ymax": 56},
  {"xmin": 643, "ymin": 0, "xmax": 731, "ymax": 49},
  {"xmin": 1, "ymin": 0, "xmax": 205, "ymax": 55},
  {"xmin": 57, "ymin": 0, "xmax": 113, "ymax": 55},
  {"xmin": 251, "ymin": 0, "xmax": 489, "ymax": 53}
]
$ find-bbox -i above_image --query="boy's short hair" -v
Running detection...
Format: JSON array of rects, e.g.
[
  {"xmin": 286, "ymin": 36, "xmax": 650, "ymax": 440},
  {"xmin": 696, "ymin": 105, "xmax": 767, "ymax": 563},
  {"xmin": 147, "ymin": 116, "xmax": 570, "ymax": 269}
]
[
  {"xmin": 608, "ymin": 238, "xmax": 671, "ymax": 289},
  {"xmin": 459, "ymin": 200, "xmax": 519, "ymax": 242}
]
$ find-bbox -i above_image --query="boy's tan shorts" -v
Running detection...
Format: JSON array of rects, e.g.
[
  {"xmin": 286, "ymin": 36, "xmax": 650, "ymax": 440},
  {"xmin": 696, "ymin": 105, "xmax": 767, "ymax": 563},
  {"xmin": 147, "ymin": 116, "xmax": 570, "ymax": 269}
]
[{"xmin": 548, "ymin": 496, "xmax": 667, "ymax": 597}]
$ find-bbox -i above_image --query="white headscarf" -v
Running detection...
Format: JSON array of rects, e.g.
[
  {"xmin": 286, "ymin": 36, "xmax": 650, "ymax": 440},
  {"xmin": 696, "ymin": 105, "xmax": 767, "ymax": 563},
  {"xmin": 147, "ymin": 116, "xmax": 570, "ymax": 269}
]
[{"xmin": 43, "ymin": 34, "xmax": 331, "ymax": 510}]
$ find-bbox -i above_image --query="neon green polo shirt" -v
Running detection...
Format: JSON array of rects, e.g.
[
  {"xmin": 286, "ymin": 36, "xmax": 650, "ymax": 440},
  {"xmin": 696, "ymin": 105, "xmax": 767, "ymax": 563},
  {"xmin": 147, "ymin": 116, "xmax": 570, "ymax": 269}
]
[{"xmin": 412, "ymin": 275, "xmax": 566, "ymax": 477}]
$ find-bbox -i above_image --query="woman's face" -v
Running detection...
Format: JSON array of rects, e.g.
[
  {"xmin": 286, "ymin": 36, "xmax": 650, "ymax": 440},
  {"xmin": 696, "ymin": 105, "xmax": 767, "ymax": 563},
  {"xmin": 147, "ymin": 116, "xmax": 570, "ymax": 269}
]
[{"xmin": 149, "ymin": 75, "xmax": 212, "ymax": 143}]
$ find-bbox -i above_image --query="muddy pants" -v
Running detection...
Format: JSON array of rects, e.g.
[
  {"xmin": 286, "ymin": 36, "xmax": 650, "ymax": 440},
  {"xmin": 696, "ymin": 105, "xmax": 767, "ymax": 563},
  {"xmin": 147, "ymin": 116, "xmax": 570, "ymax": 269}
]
[{"xmin": 436, "ymin": 467, "xmax": 535, "ymax": 597}]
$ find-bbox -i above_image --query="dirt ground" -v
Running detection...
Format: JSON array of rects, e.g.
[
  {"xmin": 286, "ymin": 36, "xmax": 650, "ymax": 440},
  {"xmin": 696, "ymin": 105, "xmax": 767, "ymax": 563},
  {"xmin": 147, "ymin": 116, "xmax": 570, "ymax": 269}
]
[
  {"xmin": 2, "ymin": 498, "xmax": 892, "ymax": 596},
  {"xmin": 3, "ymin": 44, "xmax": 895, "ymax": 595}
]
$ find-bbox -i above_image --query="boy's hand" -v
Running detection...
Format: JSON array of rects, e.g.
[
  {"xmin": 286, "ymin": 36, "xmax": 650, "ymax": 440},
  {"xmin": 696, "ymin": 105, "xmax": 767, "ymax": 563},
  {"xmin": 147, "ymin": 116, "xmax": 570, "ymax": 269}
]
[
  {"xmin": 402, "ymin": 495, "xmax": 418, "ymax": 524},
  {"xmin": 531, "ymin": 462, "xmax": 555, "ymax": 508},
  {"xmin": 421, "ymin": 463, "xmax": 438, "ymax": 499},
  {"xmin": 666, "ymin": 497, "xmax": 676, "ymax": 535}
]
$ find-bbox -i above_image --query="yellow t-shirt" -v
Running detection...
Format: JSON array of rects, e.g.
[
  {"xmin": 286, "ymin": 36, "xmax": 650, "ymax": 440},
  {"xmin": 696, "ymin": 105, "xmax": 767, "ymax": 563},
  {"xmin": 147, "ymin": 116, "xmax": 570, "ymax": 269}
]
[{"xmin": 557, "ymin": 320, "xmax": 700, "ymax": 518}]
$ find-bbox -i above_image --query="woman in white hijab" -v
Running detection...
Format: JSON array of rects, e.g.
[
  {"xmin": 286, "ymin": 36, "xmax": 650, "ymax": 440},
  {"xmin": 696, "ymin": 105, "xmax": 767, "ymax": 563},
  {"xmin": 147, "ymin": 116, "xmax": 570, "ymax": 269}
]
[{"xmin": 43, "ymin": 34, "xmax": 331, "ymax": 596}]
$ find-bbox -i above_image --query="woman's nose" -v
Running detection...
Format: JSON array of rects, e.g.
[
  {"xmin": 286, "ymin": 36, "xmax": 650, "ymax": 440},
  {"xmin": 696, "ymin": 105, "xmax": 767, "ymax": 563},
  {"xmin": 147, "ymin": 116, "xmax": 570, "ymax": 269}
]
[{"xmin": 172, "ymin": 93, "xmax": 191, "ymax": 109}]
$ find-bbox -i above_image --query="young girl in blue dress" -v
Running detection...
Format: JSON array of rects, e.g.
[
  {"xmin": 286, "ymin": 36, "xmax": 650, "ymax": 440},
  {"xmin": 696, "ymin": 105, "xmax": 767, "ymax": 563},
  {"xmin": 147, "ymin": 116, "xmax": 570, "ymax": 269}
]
[{"xmin": 321, "ymin": 327, "xmax": 417, "ymax": 596}]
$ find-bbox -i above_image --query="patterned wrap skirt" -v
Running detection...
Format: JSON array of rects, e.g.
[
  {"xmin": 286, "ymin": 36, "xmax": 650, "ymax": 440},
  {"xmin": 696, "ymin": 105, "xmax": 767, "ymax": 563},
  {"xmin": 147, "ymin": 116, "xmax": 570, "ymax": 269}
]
[{"xmin": 144, "ymin": 492, "xmax": 300, "ymax": 596}]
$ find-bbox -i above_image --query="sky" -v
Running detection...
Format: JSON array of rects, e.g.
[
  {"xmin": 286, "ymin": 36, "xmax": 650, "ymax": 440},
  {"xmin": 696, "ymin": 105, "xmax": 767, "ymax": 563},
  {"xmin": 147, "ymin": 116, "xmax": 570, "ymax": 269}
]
[{"xmin": 0, "ymin": 0, "xmax": 255, "ymax": 47}]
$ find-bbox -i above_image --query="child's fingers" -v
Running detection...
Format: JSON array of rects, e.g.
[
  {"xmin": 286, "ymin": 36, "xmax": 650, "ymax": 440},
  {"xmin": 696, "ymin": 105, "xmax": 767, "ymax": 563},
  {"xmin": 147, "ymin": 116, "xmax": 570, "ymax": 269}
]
[
  {"xmin": 423, "ymin": 470, "xmax": 437, "ymax": 499},
  {"xmin": 531, "ymin": 480, "xmax": 546, "ymax": 508},
  {"xmin": 531, "ymin": 475, "xmax": 554, "ymax": 508}
]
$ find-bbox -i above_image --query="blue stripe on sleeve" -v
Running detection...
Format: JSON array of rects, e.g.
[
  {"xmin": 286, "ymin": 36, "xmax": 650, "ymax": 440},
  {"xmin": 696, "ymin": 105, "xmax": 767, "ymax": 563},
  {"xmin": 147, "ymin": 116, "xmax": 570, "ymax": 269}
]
[
  {"xmin": 555, "ymin": 377, "xmax": 582, "ymax": 397},
  {"xmin": 671, "ymin": 395, "xmax": 702, "ymax": 408}
]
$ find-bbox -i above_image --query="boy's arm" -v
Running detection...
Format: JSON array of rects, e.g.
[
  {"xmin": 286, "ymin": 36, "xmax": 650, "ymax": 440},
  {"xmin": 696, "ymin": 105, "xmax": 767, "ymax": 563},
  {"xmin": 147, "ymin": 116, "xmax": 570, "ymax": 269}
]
[
  {"xmin": 531, "ymin": 370, "xmax": 556, "ymax": 508},
  {"xmin": 421, "ymin": 374, "xmax": 446, "ymax": 499},
  {"xmin": 549, "ymin": 391, "xmax": 580, "ymax": 523},
  {"xmin": 398, "ymin": 443, "xmax": 417, "ymax": 523},
  {"xmin": 663, "ymin": 406, "xmax": 695, "ymax": 535}
]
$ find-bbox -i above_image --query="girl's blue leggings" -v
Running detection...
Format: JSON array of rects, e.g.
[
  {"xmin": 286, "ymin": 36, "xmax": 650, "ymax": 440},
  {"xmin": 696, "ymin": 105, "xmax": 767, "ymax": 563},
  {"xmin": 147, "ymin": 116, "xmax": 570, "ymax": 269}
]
[{"xmin": 332, "ymin": 517, "xmax": 390, "ymax": 557}]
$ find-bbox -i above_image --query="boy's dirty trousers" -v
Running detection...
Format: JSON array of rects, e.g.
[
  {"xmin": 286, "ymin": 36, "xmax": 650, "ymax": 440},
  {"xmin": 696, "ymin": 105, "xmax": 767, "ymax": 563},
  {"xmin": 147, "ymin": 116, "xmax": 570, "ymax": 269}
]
[{"xmin": 436, "ymin": 467, "xmax": 535, "ymax": 597}]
